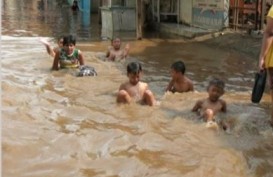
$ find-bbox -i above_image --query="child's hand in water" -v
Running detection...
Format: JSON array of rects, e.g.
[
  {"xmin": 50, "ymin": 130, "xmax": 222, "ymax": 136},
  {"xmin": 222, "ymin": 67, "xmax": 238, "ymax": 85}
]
[{"xmin": 206, "ymin": 120, "xmax": 219, "ymax": 130}]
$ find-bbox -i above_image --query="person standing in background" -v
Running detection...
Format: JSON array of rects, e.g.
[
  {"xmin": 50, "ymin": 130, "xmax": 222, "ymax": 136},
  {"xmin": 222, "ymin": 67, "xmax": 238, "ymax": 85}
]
[{"xmin": 259, "ymin": 5, "xmax": 273, "ymax": 126}]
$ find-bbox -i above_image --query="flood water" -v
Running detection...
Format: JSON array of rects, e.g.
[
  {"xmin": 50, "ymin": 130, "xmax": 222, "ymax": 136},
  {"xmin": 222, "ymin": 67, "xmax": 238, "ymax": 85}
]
[{"xmin": 2, "ymin": 0, "xmax": 273, "ymax": 177}]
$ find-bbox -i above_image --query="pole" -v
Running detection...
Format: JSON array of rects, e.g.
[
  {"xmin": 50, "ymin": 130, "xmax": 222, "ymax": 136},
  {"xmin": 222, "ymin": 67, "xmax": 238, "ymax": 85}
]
[
  {"xmin": 234, "ymin": 0, "xmax": 239, "ymax": 30},
  {"xmin": 136, "ymin": 0, "xmax": 143, "ymax": 40},
  {"xmin": 157, "ymin": 0, "xmax": 160, "ymax": 22},
  {"xmin": 255, "ymin": 0, "xmax": 259, "ymax": 30},
  {"xmin": 152, "ymin": 0, "xmax": 154, "ymax": 21},
  {"xmin": 261, "ymin": 0, "xmax": 266, "ymax": 30}
]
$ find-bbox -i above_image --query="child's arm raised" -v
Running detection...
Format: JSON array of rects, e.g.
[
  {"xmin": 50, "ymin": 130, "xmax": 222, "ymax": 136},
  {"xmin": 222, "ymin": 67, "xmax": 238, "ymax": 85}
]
[
  {"xmin": 39, "ymin": 38, "xmax": 55, "ymax": 57},
  {"xmin": 123, "ymin": 43, "xmax": 130, "ymax": 58}
]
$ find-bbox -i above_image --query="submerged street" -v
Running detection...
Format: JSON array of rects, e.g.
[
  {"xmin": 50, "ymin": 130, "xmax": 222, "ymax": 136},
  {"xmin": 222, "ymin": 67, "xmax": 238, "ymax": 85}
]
[{"xmin": 2, "ymin": 0, "xmax": 273, "ymax": 177}]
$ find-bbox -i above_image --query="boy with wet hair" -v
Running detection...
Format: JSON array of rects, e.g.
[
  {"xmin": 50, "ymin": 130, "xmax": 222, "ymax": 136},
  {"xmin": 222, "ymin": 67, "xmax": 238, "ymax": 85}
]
[
  {"xmin": 52, "ymin": 34, "xmax": 85, "ymax": 70},
  {"xmin": 165, "ymin": 60, "xmax": 194, "ymax": 93},
  {"xmin": 117, "ymin": 61, "xmax": 156, "ymax": 106},
  {"xmin": 192, "ymin": 78, "xmax": 227, "ymax": 128},
  {"xmin": 106, "ymin": 37, "xmax": 130, "ymax": 62}
]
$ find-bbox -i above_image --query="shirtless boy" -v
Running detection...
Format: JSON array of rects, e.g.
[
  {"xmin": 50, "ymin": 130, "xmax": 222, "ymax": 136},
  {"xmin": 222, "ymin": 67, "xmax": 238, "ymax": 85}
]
[
  {"xmin": 106, "ymin": 37, "xmax": 130, "ymax": 62},
  {"xmin": 117, "ymin": 62, "xmax": 156, "ymax": 106},
  {"xmin": 192, "ymin": 78, "xmax": 227, "ymax": 128},
  {"xmin": 166, "ymin": 60, "xmax": 194, "ymax": 93}
]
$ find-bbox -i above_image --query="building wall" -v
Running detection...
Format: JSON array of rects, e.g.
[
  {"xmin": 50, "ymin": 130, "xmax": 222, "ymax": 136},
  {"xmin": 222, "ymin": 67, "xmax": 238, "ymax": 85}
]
[
  {"xmin": 180, "ymin": 0, "xmax": 192, "ymax": 24},
  {"xmin": 125, "ymin": 0, "xmax": 136, "ymax": 7},
  {"xmin": 191, "ymin": 0, "xmax": 229, "ymax": 29},
  {"xmin": 179, "ymin": 0, "xmax": 229, "ymax": 29}
]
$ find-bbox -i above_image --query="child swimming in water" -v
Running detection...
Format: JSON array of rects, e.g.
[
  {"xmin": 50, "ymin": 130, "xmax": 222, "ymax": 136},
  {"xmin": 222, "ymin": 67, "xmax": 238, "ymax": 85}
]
[
  {"xmin": 117, "ymin": 61, "xmax": 156, "ymax": 106},
  {"xmin": 192, "ymin": 78, "xmax": 227, "ymax": 130},
  {"xmin": 40, "ymin": 36, "xmax": 63, "ymax": 58},
  {"xmin": 165, "ymin": 60, "xmax": 194, "ymax": 93},
  {"xmin": 52, "ymin": 34, "xmax": 85, "ymax": 70},
  {"xmin": 106, "ymin": 37, "xmax": 130, "ymax": 62}
]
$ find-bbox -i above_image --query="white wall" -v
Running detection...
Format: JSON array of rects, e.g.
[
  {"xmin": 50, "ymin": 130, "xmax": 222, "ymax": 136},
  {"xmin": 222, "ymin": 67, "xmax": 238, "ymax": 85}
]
[{"xmin": 180, "ymin": 0, "xmax": 192, "ymax": 25}]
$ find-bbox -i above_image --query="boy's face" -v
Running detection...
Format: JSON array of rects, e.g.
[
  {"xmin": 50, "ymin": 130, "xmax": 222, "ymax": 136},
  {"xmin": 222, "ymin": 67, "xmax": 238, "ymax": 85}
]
[
  {"xmin": 207, "ymin": 85, "xmax": 224, "ymax": 102},
  {"xmin": 58, "ymin": 38, "xmax": 64, "ymax": 47},
  {"xmin": 112, "ymin": 39, "xmax": 121, "ymax": 50},
  {"xmin": 128, "ymin": 72, "xmax": 141, "ymax": 85},
  {"xmin": 63, "ymin": 43, "xmax": 75, "ymax": 55},
  {"xmin": 170, "ymin": 69, "xmax": 181, "ymax": 79}
]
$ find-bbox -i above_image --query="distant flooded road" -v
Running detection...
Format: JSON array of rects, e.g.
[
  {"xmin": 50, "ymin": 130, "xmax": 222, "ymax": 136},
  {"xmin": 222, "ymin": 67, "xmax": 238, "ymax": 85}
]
[{"xmin": 2, "ymin": 0, "xmax": 273, "ymax": 177}]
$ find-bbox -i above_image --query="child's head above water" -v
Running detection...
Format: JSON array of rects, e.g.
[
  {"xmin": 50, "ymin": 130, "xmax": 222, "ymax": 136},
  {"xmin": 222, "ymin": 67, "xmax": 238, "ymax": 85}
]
[
  {"xmin": 111, "ymin": 37, "xmax": 121, "ymax": 50},
  {"xmin": 207, "ymin": 78, "xmax": 225, "ymax": 91},
  {"xmin": 127, "ymin": 62, "xmax": 142, "ymax": 85},
  {"xmin": 171, "ymin": 60, "xmax": 186, "ymax": 74},
  {"xmin": 127, "ymin": 61, "xmax": 142, "ymax": 75},
  {"xmin": 207, "ymin": 78, "xmax": 225, "ymax": 101},
  {"xmin": 63, "ymin": 34, "xmax": 76, "ymax": 46}
]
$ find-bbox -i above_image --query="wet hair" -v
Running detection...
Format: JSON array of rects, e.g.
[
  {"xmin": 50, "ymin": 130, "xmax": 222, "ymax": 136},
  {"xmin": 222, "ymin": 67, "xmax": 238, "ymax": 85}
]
[
  {"xmin": 111, "ymin": 37, "xmax": 121, "ymax": 43},
  {"xmin": 171, "ymin": 61, "xmax": 186, "ymax": 74},
  {"xmin": 127, "ymin": 62, "xmax": 142, "ymax": 74},
  {"xmin": 207, "ymin": 78, "xmax": 225, "ymax": 90},
  {"xmin": 63, "ymin": 34, "xmax": 76, "ymax": 46}
]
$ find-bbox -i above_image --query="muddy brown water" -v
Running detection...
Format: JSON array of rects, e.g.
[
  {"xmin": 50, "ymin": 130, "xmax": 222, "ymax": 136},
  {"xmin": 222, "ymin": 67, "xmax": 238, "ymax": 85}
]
[{"xmin": 2, "ymin": 0, "xmax": 273, "ymax": 177}]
